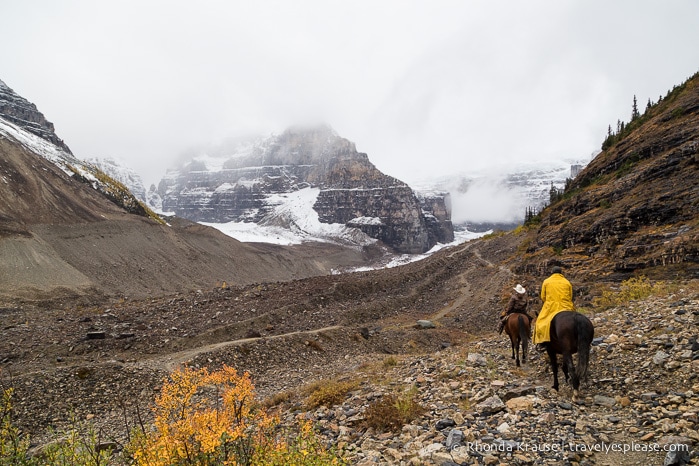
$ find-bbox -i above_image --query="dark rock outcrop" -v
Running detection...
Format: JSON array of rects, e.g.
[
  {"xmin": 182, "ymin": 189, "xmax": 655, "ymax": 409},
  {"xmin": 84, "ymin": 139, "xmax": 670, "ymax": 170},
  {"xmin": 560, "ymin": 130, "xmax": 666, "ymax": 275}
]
[{"xmin": 159, "ymin": 126, "xmax": 454, "ymax": 253}]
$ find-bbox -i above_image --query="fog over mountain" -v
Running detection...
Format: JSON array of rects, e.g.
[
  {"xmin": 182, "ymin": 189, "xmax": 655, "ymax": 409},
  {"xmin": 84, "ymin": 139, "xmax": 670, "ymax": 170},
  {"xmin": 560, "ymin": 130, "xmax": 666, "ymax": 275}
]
[{"xmin": 2, "ymin": 1, "xmax": 698, "ymax": 197}]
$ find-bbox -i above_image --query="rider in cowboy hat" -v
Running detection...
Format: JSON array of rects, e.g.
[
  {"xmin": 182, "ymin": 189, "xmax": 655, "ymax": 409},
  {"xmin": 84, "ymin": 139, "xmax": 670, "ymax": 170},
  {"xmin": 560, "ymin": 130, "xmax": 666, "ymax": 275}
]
[{"xmin": 497, "ymin": 283, "xmax": 529, "ymax": 334}]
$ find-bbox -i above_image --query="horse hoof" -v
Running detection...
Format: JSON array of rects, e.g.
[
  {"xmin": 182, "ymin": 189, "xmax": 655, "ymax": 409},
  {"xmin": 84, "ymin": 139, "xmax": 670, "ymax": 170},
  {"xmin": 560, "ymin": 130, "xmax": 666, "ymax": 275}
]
[{"xmin": 573, "ymin": 389, "xmax": 580, "ymax": 400}]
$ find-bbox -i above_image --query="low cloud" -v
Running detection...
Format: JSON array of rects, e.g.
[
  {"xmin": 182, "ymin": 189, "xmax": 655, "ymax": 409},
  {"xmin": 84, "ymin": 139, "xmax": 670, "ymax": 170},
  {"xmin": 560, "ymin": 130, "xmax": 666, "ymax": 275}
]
[{"xmin": 450, "ymin": 177, "xmax": 526, "ymax": 225}]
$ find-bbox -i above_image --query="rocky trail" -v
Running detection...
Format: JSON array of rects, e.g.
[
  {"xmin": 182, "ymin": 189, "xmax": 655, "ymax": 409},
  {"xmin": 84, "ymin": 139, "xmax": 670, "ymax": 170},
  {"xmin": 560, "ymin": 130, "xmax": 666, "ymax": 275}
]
[
  {"xmin": 134, "ymin": 325, "xmax": 344, "ymax": 372},
  {"xmin": 278, "ymin": 288, "xmax": 699, "ymax": 466}
]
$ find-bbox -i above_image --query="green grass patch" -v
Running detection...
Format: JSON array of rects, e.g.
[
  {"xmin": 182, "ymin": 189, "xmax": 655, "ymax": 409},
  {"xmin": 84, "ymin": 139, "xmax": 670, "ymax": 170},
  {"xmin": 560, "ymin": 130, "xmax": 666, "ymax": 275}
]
[
  {"xmin": 592, "ymin": 276, "xmax": 679, "ymax": 309},
  {"xmin": 303, "ymin": 378, "xmax": 360, "ymax": 409}
]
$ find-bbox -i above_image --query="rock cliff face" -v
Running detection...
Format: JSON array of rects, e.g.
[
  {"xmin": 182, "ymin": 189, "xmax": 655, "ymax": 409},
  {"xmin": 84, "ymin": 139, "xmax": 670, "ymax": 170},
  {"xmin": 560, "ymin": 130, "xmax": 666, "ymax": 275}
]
[
  {"xmin": 416, "ymin": 191, "xmax": 454, "ymax": 245},
  {"xmin": 159, "ymin": 126, "xmax": 453, "ymax": 253},
  {"xmin": 0, "ymin": 79, "xmax": 71, "ymax": 153}
]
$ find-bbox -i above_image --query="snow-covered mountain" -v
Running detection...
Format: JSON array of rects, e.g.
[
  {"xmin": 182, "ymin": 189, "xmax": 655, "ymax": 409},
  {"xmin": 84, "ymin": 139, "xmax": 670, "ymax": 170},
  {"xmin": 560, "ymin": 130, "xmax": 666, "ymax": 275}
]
[
  {"xmin": 85, "ymin": 136, "xmax": 591, "ymax": 244},
  {"xmin": 2, "ymin": 78, "xmax": 385, "ymax": 300},
  {"xmin": 157, "ymin": 126, "xmax": 454, "ymax": 254}
]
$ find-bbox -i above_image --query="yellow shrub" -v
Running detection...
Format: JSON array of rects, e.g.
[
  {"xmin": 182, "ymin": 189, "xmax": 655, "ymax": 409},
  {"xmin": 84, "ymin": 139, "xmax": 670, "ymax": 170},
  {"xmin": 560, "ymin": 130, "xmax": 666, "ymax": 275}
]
[
  {"xmin": 130, "ymin": 365, "xmax": 345, "ymax": 465},
  {"xmin": 593, "ymin": 276, "xmax": 676, "ymax": 309},
  {"xmin": 1, "ymin": 385, "xmax": 31, "ymax": 463}
]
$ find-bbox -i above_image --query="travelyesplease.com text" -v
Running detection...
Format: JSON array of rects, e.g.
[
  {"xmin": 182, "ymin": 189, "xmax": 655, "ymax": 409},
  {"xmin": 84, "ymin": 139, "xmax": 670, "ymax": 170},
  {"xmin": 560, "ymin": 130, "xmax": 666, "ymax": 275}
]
[{"xmin": 455, "ymin": 440, "xmax": 689, "ymax": 455}]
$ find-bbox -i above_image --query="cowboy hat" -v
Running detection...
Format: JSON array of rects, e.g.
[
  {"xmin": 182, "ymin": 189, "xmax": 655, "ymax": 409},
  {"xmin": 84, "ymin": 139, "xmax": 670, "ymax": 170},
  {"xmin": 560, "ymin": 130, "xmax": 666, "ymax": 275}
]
[{"xmin": 514, "ymin": 284, "xmax": 526, "ymax": 294}]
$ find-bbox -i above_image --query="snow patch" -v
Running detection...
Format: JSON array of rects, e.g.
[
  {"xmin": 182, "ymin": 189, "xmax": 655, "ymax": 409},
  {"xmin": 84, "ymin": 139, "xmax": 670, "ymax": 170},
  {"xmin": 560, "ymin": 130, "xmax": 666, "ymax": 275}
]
[
  {"xmin": 348, "ymin": 216, "xmax": 384, "ymax": 226},
  {"xmin": 0, "ymin": 116, "xmax": 80, "ymax": 176},
  {"xmin": 202, "ymin": 186, "xmax": 486, "ymax": 270},
  {"xmin": 214, "ymin": 183, "xmax": 236, "ymax": 193},
  {"xmin": 201, "ymin": 220, "xmax": 302, "ymax": 245},
  {"xmin": 338, "ymin": 227, "xmax": 489, "ymax": 272},
  {"xmin": 202, "ymin": 187, "xmax": 376, "ymax": 247}
]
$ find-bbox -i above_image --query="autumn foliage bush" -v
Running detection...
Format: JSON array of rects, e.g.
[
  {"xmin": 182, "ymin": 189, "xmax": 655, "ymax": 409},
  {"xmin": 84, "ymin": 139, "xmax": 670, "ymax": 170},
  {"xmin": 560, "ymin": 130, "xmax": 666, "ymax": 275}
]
[
  {"xmin": 2, "ymin": 365, "xmax": 344, "ymax": 465},
  {"xmin": 129, "ymin": 365, "xmax": 346, "ymax": 465}
]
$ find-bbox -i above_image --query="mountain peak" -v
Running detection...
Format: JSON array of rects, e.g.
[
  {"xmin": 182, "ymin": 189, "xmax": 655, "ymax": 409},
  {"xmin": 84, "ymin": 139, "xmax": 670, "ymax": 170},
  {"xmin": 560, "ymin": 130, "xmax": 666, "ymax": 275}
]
[
  {"xmin": 159, "ymin": 127, "xmax": 454, "ymax": 253},
  {"xmin": 0, "ymin": 78, "xmax": 71, "ymax": 153},
  {"xmin": 282, "ymin": 123, "xmax": 338, "ymax": 137}
]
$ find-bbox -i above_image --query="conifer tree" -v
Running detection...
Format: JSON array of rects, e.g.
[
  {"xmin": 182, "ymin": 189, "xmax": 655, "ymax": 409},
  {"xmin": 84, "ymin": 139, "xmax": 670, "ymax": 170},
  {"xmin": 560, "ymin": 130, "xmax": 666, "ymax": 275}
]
[
  {"xmin": 632, "ymin": 95, "xmax": 640, "ymax": 120},
  {"xmin": 549, "ymin": 182, "xmax": 562, "ymax": 204}
]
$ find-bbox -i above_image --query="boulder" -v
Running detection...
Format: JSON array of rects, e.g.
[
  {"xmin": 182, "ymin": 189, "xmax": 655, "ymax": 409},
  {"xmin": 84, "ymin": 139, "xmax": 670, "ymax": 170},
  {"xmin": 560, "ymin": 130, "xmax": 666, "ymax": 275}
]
[{"xmin": 476, "ymin": 396, "xmax": 506, "ymax": 415}]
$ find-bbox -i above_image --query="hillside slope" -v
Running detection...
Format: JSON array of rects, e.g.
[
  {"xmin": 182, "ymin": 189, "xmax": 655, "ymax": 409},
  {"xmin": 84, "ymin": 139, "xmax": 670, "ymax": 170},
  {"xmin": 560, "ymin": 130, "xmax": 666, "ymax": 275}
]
[
  {"xmin": 4, "ymin": 236, "xmax": 698, "ymax": 465},
  {"xmin": 509, "ymin": 72, "xmax": 699, "ymax": 287},
  {"xmin": 0, "ymin": 119, "xmax": 374, "ymax": 304}
]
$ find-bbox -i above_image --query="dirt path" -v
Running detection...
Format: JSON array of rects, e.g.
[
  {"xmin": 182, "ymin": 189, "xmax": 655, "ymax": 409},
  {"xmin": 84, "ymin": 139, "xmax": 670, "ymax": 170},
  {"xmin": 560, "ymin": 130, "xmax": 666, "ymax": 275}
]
[
  {"xmin": 429, "ymin": 242, "xmax": 515, "ymax": 323},
  {"xmin": 428, "ymin": 273, "xmax": 473, "ymax": 322},
  {"xmin": 134, "ymin": 325, "xmax": 343, "ymax": 372}
]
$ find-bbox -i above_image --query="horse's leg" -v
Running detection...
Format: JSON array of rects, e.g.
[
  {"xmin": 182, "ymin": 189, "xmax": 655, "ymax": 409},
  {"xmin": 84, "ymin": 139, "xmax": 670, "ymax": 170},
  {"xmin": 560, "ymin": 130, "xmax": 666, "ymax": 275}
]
[
  {"xmin": 521, "ymin": 334, "xmax": 528, "ymax": 365},
  {"xmin": 562, "ymin": 352, "xmax": 571, "ymax": 383},
  {"xmin": 509, "ymin": 332, "xmax": 516, "ymax": 360},
  {"xmin": 514, "ymin": 335, "xmax": 520, "ymax": 367},
  {"xmin": 519, "ymin": 317, "xmax": 530, "ymax": 365},
  {"xmin": 546, "ymin": 345, "xmax": 559, "ymax": 391},
  {"xmin": 565, "ymin": 352, "xmax": 579, "ymax": 390}
]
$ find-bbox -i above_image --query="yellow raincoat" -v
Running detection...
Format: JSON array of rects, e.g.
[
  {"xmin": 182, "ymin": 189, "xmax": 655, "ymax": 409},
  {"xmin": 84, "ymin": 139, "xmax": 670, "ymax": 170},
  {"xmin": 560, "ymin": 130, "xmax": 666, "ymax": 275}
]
[{"xmin": 534, "ymin": 273, "xmax": 574, "ymax": 344}]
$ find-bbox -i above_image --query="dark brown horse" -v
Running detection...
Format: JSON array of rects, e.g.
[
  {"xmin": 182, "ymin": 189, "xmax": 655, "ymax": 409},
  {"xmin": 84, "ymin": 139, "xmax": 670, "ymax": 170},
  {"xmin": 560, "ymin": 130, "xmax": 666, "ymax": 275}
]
[
  {"xmin": 543, "ymin": 311, "xmax": 594, "ymax": 396},
  {"xmin": 504, "ymin": 313, "xmax": 531, "ymax": 367}
]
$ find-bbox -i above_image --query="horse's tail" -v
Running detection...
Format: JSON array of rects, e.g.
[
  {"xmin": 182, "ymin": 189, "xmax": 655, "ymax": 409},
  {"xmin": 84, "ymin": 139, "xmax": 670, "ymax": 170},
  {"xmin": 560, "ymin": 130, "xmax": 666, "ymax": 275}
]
[
  {"xmin": 518, "ymin": 314, "xmax": 529, "ymax": 345},
  {"xmin": 575, "ymin": 314, "xmax": 594, "ymax": 383}
]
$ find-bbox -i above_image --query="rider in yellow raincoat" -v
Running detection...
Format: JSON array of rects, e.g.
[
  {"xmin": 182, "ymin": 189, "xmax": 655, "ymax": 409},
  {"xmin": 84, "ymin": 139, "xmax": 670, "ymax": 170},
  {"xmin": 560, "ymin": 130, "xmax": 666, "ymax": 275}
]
[{"xmin": 534, "ymin": 266, "xmax": 574, "ymax": 344}]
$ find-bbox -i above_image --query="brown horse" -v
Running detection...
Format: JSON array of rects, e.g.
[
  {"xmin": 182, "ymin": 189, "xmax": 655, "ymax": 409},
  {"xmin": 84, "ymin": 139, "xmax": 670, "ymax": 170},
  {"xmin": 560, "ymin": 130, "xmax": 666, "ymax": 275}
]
[
  {"xmin": 504, "ymin": 313, "xmax": 531, "ymax": 367},
  {"xmin": 543, "ymin": 311, "xmax": 594, "ymax": 396}
]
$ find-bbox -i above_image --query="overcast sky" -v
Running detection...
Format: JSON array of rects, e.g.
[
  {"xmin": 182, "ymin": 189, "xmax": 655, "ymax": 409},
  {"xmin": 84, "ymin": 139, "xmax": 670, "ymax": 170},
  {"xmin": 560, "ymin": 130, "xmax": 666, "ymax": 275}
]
[{"xmin": 2, "ymin": 0, "xmax": 699, "ymax": 193}]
